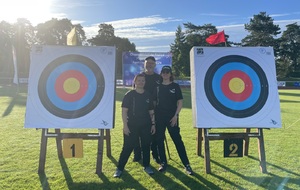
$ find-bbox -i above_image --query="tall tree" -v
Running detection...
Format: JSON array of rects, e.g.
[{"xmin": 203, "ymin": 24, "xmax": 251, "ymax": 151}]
[
  {"xmin": 0, "ymin": 21, "xmax": 14, "ymax": 80},
  {"xmin": 242, "ymin": 12, "xmax": 281, "ymax": 47},
  {"xmin": 278, "ymin": 23, "xmax": 300, "ymax": 76},
  {"xmin": 35, "ymin": 18, "xmax": 85, "ymax": 46},
  {"xmin": 88, "ymin": 24, "xmax": 136, "ymax": 77},
  {"xmin": 170, "ymin": 25, "xmax": 189, "ymax": 76}
]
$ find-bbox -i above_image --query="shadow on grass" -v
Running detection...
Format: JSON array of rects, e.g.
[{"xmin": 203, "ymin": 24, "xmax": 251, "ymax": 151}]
[
  {"xmin": 38, "ymin": 172, "xmax": 50, "ymax": 190},
  {"xmin": 2, "ymin": 93, "xmax": 27, "ymax": 117},
  {"xmin": 279, "ymin": 91, "xmax": 300, "ymax": 98},
  {"xmin": 209, "ymin": 159, "xmax": 265, "ymax": 189},
  {"xmin": 279, "ymin": 99, "xmax": 300, "ymax": 103},
  {"xmin": 210, "ymin": 157, "xmax": 300, "ymax": 189},
  {"xmin": 248, "ymin": 155, "xmax": 300, "ymax": 177}
]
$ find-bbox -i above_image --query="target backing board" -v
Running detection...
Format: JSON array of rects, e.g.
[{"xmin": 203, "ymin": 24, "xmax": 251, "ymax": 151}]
[
  {"xmin": 24, "ymin": 45, "xmax": 116, "ymax": 129},
  {"xmin": 190, "ymin": 47, "xmax": 281, "ymax": 128}
]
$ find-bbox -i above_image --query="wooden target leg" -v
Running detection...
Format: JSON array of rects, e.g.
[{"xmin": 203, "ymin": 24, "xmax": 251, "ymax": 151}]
[
  {"xmin": 38, "ymin": 129, "xmax": 48, "ymax": 174},
  {"xmin": 197, "ymin": 128, "xmax": 202, "ymax": 156},
  {"xmin": 258, "ymin": 128, "xmax": 267, "ymax": 173},
  {"xmin": 244, "ymin": 128, "xmax": 250, "ymax": 156},
  {"xmin": 96, "ymin": 129, "xmax": 104, "ymax": 174},
  {"xmin": 105, "ymin": 129, "xmax": 111, "ymax": 157},
  {"xmin": 55, "ymin": 129, "xmax": 63, "ymax": 158},
  {"xmin": 203, "ymin": 128, "xmax": 211, "ymax": 174}
]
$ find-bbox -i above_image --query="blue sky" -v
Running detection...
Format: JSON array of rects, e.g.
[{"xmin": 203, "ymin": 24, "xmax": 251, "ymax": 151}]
[{"xmin": 1, "ymin": 0, "xmax": 300, "ymax": 52}]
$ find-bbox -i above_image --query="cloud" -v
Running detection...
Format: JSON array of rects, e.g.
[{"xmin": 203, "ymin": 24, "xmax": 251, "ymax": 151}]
[{"xmin": 84, "ymin": 15, "xmax": 179, "ymax": 40}]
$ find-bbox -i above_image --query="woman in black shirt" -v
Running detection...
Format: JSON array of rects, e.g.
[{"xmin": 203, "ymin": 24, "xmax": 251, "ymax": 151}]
[
  {"xmin": 154, "ymin": 66, "xmax": 193, "ymax": 175},
  {"xmin": 114, "ymin": 73, "xmax": 156, "ymax": 177}
]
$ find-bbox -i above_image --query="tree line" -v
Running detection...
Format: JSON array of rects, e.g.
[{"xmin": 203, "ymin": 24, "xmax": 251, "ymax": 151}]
[{"xmin": 0, "ymin": 12, "xmax": 299, "ymax": 82}]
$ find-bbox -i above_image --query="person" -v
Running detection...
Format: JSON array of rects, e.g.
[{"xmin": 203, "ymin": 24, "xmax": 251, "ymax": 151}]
[
  {"xmin": 114, "ymin": 73, "xmax": 156, "ymax": 178},
  {"xmin": 133, "ymin": 56, "xmax": 161, "ymax": 164},
  {"xmin": 153, "ymin": 66, "xmax": 193, "ymax": 175}
]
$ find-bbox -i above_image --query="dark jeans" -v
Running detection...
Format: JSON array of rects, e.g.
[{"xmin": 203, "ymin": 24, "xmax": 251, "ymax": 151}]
[
  {"xmin": 156, "ymin": 114, "xmax": 189, "ymax": 166},
  {"xmin": 117, "ymin": 124, "xmax": 152, "ymax": 171},
  {"xmin": 133, "ymin": 133, "xmax": 159, "ymax": 160}
]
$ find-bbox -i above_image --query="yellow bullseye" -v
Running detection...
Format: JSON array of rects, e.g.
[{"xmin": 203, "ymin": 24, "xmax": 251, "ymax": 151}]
[
  {"xmin": 63, "ymin": 78, "xmax": 80, "ymax": 94},
  {"xmin": 229, "ymin": 78, "xmax": 245, "ymax": 94}
]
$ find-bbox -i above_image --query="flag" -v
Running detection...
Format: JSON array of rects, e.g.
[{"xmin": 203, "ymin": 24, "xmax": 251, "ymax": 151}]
[
  {"xmin": 206, "ymin": 30, "xmax": 226, "ymax": 45},
  {"xmin": 12, "ymin": 45, "xmax": 18, "ymax": 84},
  {"xmin": 67, "ymin": 27, "xmax": 77, "ymax": 45}
]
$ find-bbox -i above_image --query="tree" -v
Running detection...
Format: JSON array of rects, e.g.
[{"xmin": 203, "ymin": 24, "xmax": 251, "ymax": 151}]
[
  {"xmin": 88, "ymin": 24, "xmax": 136, "ymax": 77},
  {"xmin": 35, "ymin": 18, "xmax": 85, "ymax": 46},
  {"xmin": 170, "ymin": 25, "xmax": 189, "ymax": 76},
  {"xmin": 0, "ymin": 21, "xmax": 14, "ymax": 81},
  {"xmin": 242, "ymin": 12, "xmax": 281, "ymax": 47},
  {"xmin": 278, "ymin": 22, "xmax": 300, "ymax": 77}
]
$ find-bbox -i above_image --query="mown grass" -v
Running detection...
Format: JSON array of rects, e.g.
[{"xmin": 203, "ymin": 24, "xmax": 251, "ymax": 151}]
[{"xmin": 0, "ymin": 85, "xmax": 299, "ymax": 190}]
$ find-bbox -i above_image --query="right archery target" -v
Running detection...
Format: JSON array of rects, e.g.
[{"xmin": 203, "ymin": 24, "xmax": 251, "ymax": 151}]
[
  {"xmin": 204, "ymin": 55, "xmax": 268, "ymax": 118},
  {"xmin": 190, "ymin": 47, "xmax": 281, "ymax": 128}
]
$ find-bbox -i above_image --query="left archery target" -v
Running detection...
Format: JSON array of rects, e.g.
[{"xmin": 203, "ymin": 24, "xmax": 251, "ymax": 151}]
[
  {"xmin": 38, "ymin": 54, "xmax": 105, "ymax": 119},
  {"xmin": 25, "ymin": 45, "xmax": 116, "ymax": 129}
]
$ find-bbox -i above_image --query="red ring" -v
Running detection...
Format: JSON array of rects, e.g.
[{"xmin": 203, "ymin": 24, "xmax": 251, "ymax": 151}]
[
  {"xmin": 221, "ymin": 70, "xmax": 253, "ymax": 102},
  {"xmin": 55, "ymin": 70, "xmax": 88, "ymax": 102}
]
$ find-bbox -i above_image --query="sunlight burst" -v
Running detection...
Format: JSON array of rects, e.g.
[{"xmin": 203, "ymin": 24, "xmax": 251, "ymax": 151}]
[{"xmin": 0, "ymin": 0, "xmax": 54, "ymax": 25}]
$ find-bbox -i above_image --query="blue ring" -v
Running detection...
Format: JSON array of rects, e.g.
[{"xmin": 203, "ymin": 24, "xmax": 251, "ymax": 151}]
[
  {"xmin": 46, "ymin": 62, "xmax": 96, "ymax": 111},
  {"xmin": 212, "ymin": 62, "xmax": 260, "ymax": 110}
]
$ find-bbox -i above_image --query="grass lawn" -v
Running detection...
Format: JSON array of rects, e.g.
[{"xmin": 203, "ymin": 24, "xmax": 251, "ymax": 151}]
[{"xmin": 0, "ymin": 85, "xmax": 299, "ymax": 190}]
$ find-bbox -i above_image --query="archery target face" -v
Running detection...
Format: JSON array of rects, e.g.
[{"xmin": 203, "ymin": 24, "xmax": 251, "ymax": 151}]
[
  {"xmin": 25, "ymin": 45, "xmax": 116, "ymax": 129},
  {"xmin": 190, "ymin": 47, "xmax": 281, "ymax": 128}
]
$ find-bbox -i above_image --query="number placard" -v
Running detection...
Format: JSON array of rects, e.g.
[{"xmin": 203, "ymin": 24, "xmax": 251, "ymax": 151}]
[
  {"xmin": 224, "ymin": 138, "xmax": 243, "ymax": 158},
  {"xmin": 63, "ymin": 138, "xmax": 83, "ymax": 158}
]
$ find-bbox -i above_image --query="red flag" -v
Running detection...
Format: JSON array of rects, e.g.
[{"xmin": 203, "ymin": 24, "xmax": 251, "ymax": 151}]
[{"xmin": 206, "ymin": 30, "xmax": 225, "ymax": 45}]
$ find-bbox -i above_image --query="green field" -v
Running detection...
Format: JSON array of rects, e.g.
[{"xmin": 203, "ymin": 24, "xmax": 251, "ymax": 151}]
[{"xmin": 0, "ymin": 85, "xmax": 299, "ymax": 190}]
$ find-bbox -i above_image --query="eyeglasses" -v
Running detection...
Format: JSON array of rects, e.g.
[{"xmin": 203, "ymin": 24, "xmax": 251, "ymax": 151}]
[{"xmin": 162, "ymin": 70, "xmax": 170, "ymax": 74}]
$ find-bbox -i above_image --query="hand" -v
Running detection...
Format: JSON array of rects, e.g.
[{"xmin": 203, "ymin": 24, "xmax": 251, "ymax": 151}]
[
  {"xmin": 170, "ymin": 115, "xmax": 178, "ymax": 127},
  {"xmin": 123, "ymin": 126, "xmax": 130, "ymax": 136},
  {"xmin": 151, "ymin": 125, "xmax": 156, "ymax": 134}
]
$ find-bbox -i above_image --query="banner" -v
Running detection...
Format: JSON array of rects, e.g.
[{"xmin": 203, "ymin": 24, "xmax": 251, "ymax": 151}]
[{"xmin": 122, "ymin": 52, "xmax": 172, "ymax": 86}]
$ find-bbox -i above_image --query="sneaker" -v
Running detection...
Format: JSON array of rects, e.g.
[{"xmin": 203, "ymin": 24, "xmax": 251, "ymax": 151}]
[
  {"xmin": 113, "ymin": 168, "xmax": 123, "ymax": 178},
  {"xmin": 144, "ymin": 166, "xmax": 154, "ymax": 175},
  {"xmin": 158, "ymin": 162, "xmax": 167, "ymax": 172},
  {"xmin": 185, "ymin": 164, "xmax": 193, "ymax": 175}
]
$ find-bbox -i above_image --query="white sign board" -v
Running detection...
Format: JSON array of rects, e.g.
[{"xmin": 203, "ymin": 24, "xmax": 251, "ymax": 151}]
[
  {"xmin": 25, "ymin": 45, "xmax": 116, "ymax": 129},
  {"xmin": 190, "ymin": 47, "xmax": 281, "ymax": 128}
]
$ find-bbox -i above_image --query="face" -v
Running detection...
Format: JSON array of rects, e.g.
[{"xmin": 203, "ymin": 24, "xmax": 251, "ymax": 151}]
[
  {"xmin": 134, "ymin": 76, "xmax": 146, "ymax": 88},
  {"xmin": 161, "ymin": 70, "xmax": 171, "ymax": 79},
  {"xmin": 144, "ymin": 59, "xmax": 156, "ymax": 73}
]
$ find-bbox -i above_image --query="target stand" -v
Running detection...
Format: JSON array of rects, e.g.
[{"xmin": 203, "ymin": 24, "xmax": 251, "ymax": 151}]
[
  {"xmin": 38, "ymin": 128, "xmax": 111, "ymax": 175},
  {"xmin": 196, "ymin": 128, "xmax": 267, "ymax": 174}
]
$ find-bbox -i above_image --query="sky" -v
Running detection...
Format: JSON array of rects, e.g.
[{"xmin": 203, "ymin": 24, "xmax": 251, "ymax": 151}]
[{"xmin": 1, "ymin": 0, "xmax": 300, "ymax": 52}]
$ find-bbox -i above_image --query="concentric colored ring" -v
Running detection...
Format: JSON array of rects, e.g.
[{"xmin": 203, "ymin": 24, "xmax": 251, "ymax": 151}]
[
  {"xmin": 204, "ymin": 55, "xmax": 268, "ymax": 118},
  {"xmin": 221, "ymin": 70, "xmax": 253, "ymax": 102},
  {"xmin": 38, "ymin": 54, "xmax": 105, "ymax": 119},
  {"xmin": 55, "ymin": 70, "xmax": 88, "ymax": 102}
]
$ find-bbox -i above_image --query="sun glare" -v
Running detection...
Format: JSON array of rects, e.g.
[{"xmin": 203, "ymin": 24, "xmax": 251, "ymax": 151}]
[{"xmin": 0, "ymin": 0, "xmax": 54, "ymax": 25}]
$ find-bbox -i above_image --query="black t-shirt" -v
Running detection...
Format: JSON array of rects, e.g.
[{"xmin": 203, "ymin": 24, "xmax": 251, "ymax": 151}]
[
  {"xmin": 154, "ymin": 82, "xmax": 183, "ymax": 116},
  {"xmin": 122, "ymin": 90, "xmax": 154, "ymax": 124},
  {"xmin": 142, "ymin": 72, "xmax": 161, "ymax": 94}
]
